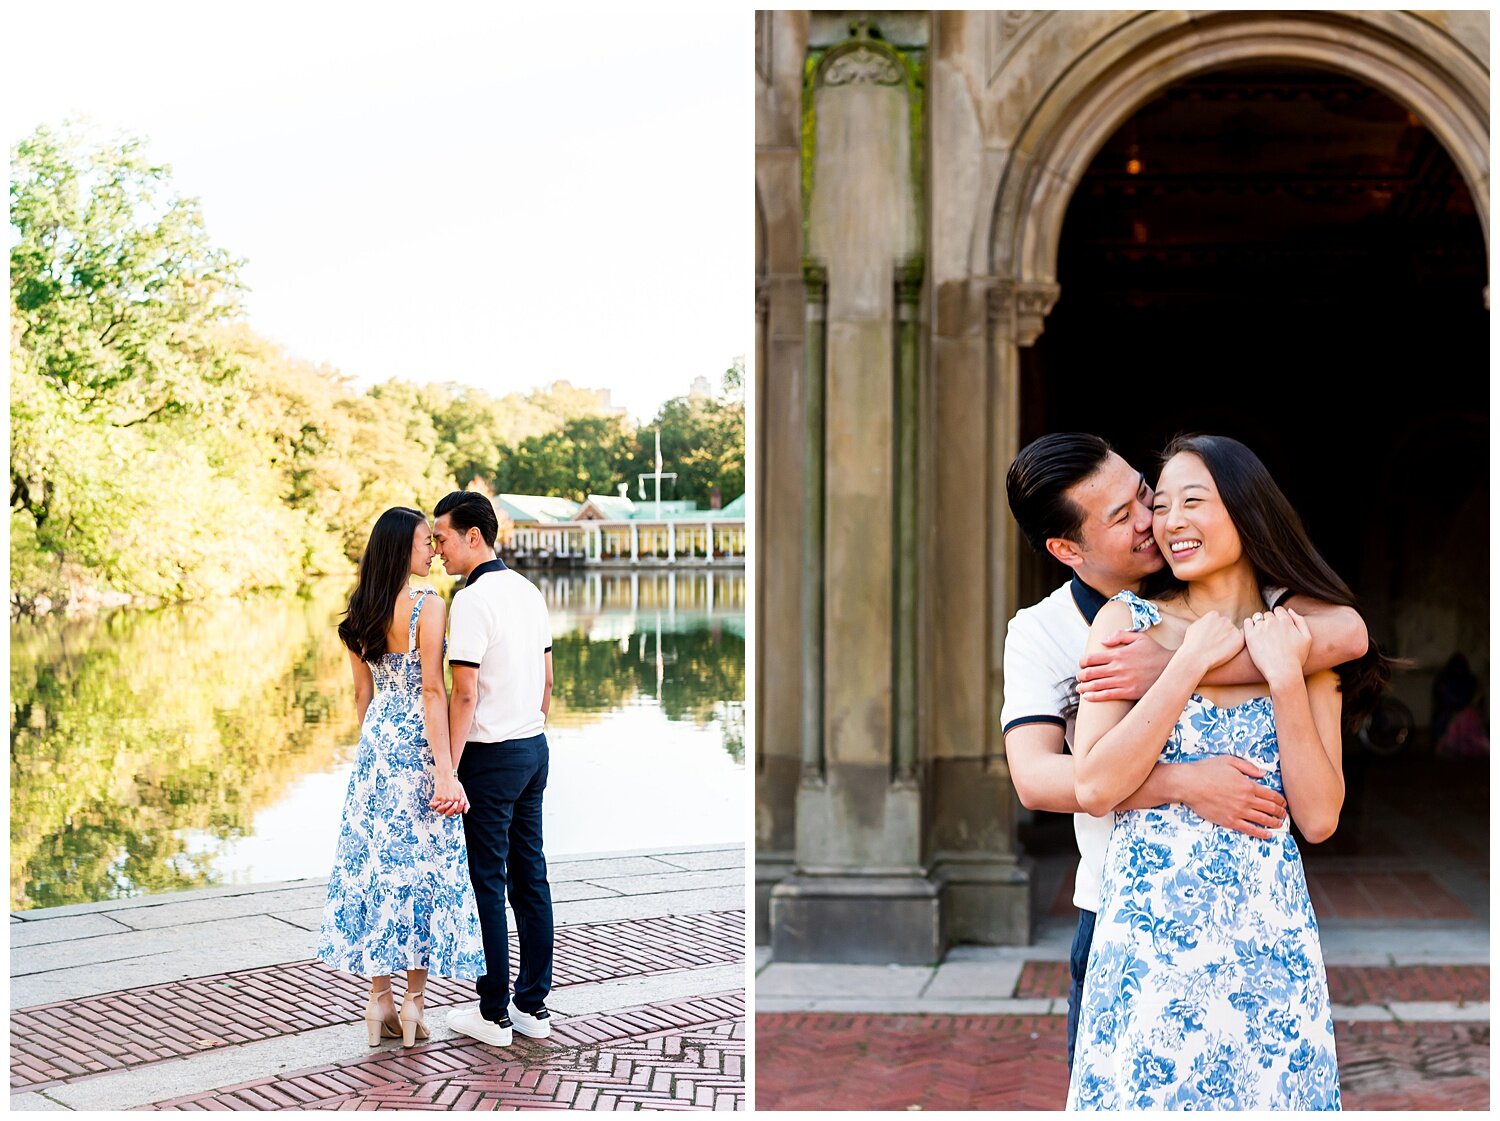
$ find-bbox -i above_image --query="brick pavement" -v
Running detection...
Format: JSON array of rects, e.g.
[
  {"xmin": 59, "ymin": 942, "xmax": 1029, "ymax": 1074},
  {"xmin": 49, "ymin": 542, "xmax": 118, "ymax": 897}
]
[
  {"xmin": 755, "ymin": 1012, "xmax": 1489, "ymax": 1110},
  {"xmin": 11, "ymin": 910, "xmax": 744, "ymax": 1094},
  {"xmin": 1013, "ymin": 960, "xmax": 1489, "ymax": 1005},
  {"xmin": 146, "ymin": 993, "xmax": 745, "ymax": 1111},
  {"xmin": 1046, "ymin": 864, "xmax": 1473, "ymax": 920}
]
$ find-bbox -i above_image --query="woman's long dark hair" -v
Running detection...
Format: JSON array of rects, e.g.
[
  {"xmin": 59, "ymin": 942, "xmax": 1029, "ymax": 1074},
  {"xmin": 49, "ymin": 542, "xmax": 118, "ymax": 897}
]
[
  {"xmin": 1156, "ymin": 434, "xmax": 1391, "ymax": 725},
  {"xmin": 338, "ymin": 507, "xmax": 427, "ymax": 662}
]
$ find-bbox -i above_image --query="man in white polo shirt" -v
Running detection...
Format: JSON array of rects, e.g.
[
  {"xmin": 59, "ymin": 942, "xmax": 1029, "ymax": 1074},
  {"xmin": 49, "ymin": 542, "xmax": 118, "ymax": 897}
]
[
  {"xmin": 1001, "ymin": 433, "xmax": 1369, "ymax": 1071},
  {"xmin": 431, "ymin": 491, "xmax": 555, "ymax": 1049}
]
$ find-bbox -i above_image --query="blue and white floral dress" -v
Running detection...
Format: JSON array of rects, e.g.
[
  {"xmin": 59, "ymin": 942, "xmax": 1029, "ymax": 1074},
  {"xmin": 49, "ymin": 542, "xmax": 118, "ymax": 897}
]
[
  {"xmin": 317, "ymin": 588, "xmax": 486, "ymax": 979},
  {"xmin": 1067, "ymin": 590, "xmax": 1340, "ymax": 1111}
]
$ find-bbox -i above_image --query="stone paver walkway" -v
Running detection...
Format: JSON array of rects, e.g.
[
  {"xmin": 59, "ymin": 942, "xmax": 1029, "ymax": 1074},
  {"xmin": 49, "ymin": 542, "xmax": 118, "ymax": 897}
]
[{"xmin": 11, "ymin": 844, "xmax": 745, "ymax": 1112}]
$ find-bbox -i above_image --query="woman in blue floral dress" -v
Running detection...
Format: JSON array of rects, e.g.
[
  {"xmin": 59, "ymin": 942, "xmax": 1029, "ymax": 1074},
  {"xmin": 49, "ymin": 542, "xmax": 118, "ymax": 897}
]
[
  {"xmin": 317, "ymin": 507, "xmax": 486, "ymax": 1047},
  {"xmin": 1066, "ymin": 436, "xmax": 1389, "ymax": 1111}
]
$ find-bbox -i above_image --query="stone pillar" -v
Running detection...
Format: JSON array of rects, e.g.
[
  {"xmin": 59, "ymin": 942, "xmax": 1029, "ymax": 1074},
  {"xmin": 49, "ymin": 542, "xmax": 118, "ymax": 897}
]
[
  {"xmin": 799, "ymin": 261, "xmax": 828, "ymax": 786},
  {"xmin": 668, "ymin": 522, "xmax": 676, "ymax": 563},
  {"xmin": 769, "ymin": 16, "xmax": 942, "ymax": 964},
  {"xmin": 630, "ymin": 523, "xmax": 639, "ymax": 563},
  {"xmin": 755, "ymin": 10, "xmax": 811, "ymax": 944},
  {"xmin": 893, "ymin": 260, "xmax": 920, "ymax": 782}
]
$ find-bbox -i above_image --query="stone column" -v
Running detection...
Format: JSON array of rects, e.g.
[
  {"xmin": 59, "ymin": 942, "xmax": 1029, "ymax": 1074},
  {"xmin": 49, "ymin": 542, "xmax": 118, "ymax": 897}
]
[
  {"xmin": 668, "ymin": 522, "xmax": 676, "ymax": 563},
  {"xmin": 769, "ymin": 17, "xmax": 942, "ymax": 964},
  {"xmin": 755, "ymin": 10, "xmax": 811, "ymax": 944},
  {"xmin": 799, "ymin": 261, "xmax": 828, "ymax": 786},
  {"xmin": 630, "ymin": 523, "xmax": 639, "ymax": 563},
  {"xmin": 893, "ymin": 260, "xmax": 921, "ymax": 782}
]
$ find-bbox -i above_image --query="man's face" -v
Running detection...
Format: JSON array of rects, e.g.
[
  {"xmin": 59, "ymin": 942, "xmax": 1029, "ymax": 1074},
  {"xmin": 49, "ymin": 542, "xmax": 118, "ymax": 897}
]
[
  {"xmin": 1055, "ymin": 452, "xmax": 1164, "ymax": 586},
  {"xmin": 432, "ymin": 514, "xmax": 471, "ymax": 576}
]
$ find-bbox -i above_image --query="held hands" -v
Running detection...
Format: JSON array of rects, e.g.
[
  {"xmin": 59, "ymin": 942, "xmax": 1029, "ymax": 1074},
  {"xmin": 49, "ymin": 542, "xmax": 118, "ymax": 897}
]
[
  {"xmin": 1179, "ymin": 755, "xmax": 1288, "ymax": 840},
  {"xmin": 1077, "ymin": 632, "xmax": 1173, "ymax": 703},
  {"xmin": 1243, "ymin": 606, "xmax": 1312, "ymax": 688},
  {"xmin": 431, "ymin": 773, "xmax": 470, "ymax": 817},
  {"xmin": 1178, "ymin": 611, "xmax": 1244, "ymax": 674}
]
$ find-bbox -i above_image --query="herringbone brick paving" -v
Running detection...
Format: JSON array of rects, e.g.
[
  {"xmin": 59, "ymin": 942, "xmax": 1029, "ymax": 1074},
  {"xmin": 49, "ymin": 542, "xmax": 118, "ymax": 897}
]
[
  {"xmin": 145, "ymin": 993, "xmax": 746, "ymax": 1111},
  {"xmin": 755, "ymin": 1013, "xmax": 1488, "ymax": 1110},
  {"xmin": 11, "ymin": 910, "xmax": 743, "ymax": 1093},
  {"xmin": 1015, "ymin": 960, "xmax": 1069, "ymax": 999},
  {"xmin": 1011, "ymin": 960, "xmax": 1489, "ymax": 1005},
  {"xmin": 1047, "ymin": 864, "xmax": 1474, "ymax": 921}
]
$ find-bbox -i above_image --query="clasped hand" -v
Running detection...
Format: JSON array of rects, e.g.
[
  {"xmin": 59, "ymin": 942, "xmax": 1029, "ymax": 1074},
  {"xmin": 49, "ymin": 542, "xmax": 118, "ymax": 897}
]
[
  {"xmin": 1076, "ymin": 613, "xmax": 1243, "ymax": 702},
  {"xmin": 1079, "ymin": 606, "xmax": 1313, "ymax": 703},
  {"xmin": 1242, "ymin": 605, "xmax": 1312, "ymax": 686},
  {"xmin": 431, "ymin": 773, "xmax": 470, "ymax": 817}
]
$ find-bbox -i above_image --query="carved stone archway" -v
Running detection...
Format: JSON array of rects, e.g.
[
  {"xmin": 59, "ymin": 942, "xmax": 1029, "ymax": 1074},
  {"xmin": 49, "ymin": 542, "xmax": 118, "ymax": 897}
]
[{"xmin": 981, "ymin": 9, "xmax": 1490, "ymax": 742}]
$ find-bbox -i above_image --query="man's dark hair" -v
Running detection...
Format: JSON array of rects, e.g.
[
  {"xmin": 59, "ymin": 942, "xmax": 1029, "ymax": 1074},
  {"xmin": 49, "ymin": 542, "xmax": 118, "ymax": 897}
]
[
  {"xmin": 1006, "ymin": 433, "xmax": 1115, "ymax": 554},
  {"xmin": 434, "ymin": 490, "xmax": 499, "ymax": 548}
]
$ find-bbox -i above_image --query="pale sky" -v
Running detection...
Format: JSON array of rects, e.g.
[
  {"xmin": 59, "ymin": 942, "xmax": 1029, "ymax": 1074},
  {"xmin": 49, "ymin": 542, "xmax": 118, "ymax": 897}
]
[{"xmin": 4, "ymin": 3, "xmax": 750, "ymax": 422}]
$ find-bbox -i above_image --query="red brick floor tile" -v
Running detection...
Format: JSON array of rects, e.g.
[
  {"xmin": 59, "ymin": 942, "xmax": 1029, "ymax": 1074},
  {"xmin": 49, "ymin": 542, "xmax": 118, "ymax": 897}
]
[
  {"xmin": 755, "ymin": 1013, "xmax": 1487, "ymax": 1110},
  {"xmin": 1015, "ymin": 960, "xmax": 1069, "ymax": 1000},
  {"xmin": 1008, "ymin": 962, "xmax": 1488, "ymax": 1006}
]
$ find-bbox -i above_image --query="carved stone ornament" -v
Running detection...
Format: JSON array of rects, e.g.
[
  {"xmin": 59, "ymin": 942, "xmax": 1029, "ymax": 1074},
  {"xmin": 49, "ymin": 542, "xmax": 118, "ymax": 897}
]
[
  {"xmin": 987, "ymin": 10, "xmax": 1050, "ymax": 84},
  {"xmin": 822, "ymin": 45, "xmax": 904, "ymax": 87},
  {"xmin": 988, "ymin": 280, "xmax": 1061, "ymax": 347}
]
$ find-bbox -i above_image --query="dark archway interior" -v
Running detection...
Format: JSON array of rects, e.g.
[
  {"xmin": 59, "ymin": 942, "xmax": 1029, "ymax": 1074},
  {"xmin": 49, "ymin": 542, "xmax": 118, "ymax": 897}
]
[
  {"xmin": 1024, "ymin": 64, "xmax": 1488, "ymax": 726},
  {"xmin": 1018, "ymin": 65, "xmax": 1488, "ymax": 868}
]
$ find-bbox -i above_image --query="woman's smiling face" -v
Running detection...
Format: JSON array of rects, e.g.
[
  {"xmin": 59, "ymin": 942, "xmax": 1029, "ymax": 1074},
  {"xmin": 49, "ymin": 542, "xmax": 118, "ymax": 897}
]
[{"xmin": 1152, "ymin": 451, "xmax": 1243, "ymax": 579}]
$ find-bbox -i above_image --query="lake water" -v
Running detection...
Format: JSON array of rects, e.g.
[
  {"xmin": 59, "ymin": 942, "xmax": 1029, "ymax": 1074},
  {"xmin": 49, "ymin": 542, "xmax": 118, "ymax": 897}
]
[{"xmin": 10, "ymin": 570, "xmax": 745, "ymax": 911}]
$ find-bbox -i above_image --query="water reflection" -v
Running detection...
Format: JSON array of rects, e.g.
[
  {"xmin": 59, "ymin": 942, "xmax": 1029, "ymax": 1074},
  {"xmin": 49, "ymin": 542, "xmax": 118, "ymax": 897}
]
[{"xmin": 10, "ymin": 571, "xmax": 744, "ymax": 911}]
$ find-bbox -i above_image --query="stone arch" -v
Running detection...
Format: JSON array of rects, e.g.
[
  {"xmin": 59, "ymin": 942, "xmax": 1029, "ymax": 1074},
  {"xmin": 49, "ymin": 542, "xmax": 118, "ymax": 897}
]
[
  {"xmin": 988, "ymin": 10, "xmax": 1489, "ymax": 298},
  {"xmin": 981, "ymin": 9, "xmax": 1489, "ymax": 755}
]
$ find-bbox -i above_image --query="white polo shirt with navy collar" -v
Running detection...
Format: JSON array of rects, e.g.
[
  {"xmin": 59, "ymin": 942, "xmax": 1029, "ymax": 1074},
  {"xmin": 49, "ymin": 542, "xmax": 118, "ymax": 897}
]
[
  {"xmin": 448, "ymin": 558, "xmax": 552, "ymax": 745},
  {"xmin": 1001, "ymin": 576, "xmax": 1288, "ymax": 915}
]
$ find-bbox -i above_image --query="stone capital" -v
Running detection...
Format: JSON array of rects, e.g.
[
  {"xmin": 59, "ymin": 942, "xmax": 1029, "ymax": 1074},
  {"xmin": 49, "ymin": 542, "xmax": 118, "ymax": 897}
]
[{"xmin": 987, "ymin": 280, "xmax": 1060, "ymax": 347}]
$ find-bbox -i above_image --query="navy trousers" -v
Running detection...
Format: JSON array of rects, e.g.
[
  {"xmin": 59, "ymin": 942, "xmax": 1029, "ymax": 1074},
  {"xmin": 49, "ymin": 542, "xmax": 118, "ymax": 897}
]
[
  {"xmin": 458, "ymin": 733, "xmax": 554, "ymax": 1020},
  {"xmin": 1066, "ymin": 907, "xmax": 1097, "ymax": 1071}
]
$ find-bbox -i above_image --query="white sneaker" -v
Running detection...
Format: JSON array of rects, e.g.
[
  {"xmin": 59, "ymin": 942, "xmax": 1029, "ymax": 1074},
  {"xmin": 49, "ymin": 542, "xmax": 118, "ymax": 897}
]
[
  {"xmin": 446, "ymin": 1006, "xmax": 512, "ymax": 1046},
  {"xmin": 507, "ymin": 999, "xmax": 553, "ymax": 1039}
]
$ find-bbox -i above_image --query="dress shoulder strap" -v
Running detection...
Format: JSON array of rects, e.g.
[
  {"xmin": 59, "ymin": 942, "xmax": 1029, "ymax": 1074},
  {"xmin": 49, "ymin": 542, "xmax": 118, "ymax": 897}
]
[
  {"xmin": 408, "ymin": 588, "xmax": 433, "ymax": 653},
  {"xmin": 1108, "ymin": 588, "xmax": 1162, "ymax": 633}
]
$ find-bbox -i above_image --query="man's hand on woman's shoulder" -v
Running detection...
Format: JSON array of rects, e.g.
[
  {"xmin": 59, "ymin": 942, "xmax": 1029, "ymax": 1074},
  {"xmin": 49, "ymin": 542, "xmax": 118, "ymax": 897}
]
[{"xmin": 1077, "ymin": 631, "xmax": 1172, "ymax": 703}]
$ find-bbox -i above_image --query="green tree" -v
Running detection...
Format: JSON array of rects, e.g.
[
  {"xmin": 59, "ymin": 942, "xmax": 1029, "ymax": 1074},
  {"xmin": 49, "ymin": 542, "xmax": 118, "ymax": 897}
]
[
  {"xmin": 10, "ymin": 125, "xmax": 272, "ymax": 604},
  {"xmin": 498, "ymin": 414, "xmax": 637, "ymax": 501},
  {"xmin": 10, "ymin": 124, "xmax": 244, "ymax": 432},
  {"xmin": 625, "ymin": 359, "xmax": 746, "ymax": 508},
  {"xmin": 10, "ymin": 126, "xmax": 455, "ymax": 608}
]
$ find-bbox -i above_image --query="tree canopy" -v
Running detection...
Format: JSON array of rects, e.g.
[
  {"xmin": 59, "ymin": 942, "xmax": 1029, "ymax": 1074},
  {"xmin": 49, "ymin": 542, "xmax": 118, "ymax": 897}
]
[{"xmin": 10, "ymin": 126, "xmax": 746, "ymax": 612}]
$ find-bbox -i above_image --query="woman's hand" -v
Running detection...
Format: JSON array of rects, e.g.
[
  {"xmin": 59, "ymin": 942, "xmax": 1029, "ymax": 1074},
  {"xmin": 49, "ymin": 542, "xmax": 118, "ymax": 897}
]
[
  {"xmin": 1243, "ymin": 606, "xmax": 1312, "ymax": 688},
  {"xmin": 431, "ymin": 773, "xmax": 469, "ymax": 816},
  {"xmin": 1177, "ymin": 610, "xmax": 1244, "ymax": 674}
]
